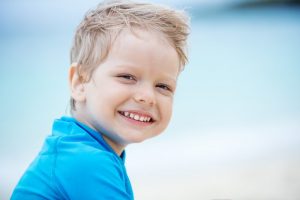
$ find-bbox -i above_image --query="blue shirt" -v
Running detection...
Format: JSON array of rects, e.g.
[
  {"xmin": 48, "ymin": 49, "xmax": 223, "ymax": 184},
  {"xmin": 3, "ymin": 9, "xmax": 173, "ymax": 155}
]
[{"xmin": 11, "ymin": 117, "xmax": 134, "ymax": 200}]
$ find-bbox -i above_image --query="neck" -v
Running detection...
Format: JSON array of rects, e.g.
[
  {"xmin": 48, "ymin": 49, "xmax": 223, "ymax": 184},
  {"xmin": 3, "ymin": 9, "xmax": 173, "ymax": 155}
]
[
  {"xmin": 72, "ymin": 111, "xmax": 126, "ymax": 156},
  {"xmin": 102, "ymin": 134, "xmax": 126, "ymax": 156}
]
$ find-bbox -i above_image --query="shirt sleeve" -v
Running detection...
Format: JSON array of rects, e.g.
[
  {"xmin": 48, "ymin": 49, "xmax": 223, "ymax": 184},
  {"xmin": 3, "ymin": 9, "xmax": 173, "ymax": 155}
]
[{"xmin": 54, "ymin": 148, "xmax": 132, "ymax": 200}]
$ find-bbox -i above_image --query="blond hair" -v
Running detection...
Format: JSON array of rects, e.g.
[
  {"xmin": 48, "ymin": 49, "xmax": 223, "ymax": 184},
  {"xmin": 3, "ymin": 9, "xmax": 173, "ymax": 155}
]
[{"xmin": 70, "ymin": 0, "xmax": 190, "ymax": 110}]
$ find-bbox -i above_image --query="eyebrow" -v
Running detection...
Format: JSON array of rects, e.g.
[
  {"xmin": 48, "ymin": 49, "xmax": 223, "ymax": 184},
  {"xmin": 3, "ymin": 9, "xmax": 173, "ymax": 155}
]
[{"xmin": 162, "ymin": 75, "xmax": 177, "ymax": 86}]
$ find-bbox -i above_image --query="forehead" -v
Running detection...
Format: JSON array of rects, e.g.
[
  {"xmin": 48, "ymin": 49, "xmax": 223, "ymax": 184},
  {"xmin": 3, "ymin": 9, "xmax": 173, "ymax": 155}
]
[
  {"xmin": 104, "ymin": 29, "xmax": 180, "ymax": 78},
  {"xmin": 111, "ymin": 29, "xmax": 180, "ymax": 70}
]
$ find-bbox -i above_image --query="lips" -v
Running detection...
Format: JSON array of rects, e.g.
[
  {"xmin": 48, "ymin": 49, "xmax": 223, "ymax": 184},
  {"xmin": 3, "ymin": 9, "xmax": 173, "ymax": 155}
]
[{"xmin": 118, "ymin": 111, "xmax": 155, "ymax": 123}]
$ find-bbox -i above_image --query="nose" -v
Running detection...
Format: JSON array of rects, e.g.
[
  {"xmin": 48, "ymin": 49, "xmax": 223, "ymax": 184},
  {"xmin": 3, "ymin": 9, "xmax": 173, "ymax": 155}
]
[{"xmin": 133, "ymin": 85, "xmax": 156, "ymax": 106}]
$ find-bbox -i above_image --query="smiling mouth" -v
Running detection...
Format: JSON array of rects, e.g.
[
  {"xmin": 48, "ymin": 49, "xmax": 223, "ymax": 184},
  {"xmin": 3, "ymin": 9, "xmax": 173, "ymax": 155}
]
[{"xmin": 118, "ymin": 111, "xmax": 155, "ymax": 123}]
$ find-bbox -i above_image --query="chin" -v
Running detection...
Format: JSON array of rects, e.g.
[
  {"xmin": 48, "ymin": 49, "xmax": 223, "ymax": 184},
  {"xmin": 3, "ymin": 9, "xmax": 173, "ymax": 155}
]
[
  {"xmin": 128, "ymin": 136, "xmax": 147, "ymax": 144},
  {"xmin": 124, "ymin": 134, "xmax": 151, "ymax": 144},
  {"xmin": 121, "ymin": 130, "xmax": 162, "ymax": 144}
]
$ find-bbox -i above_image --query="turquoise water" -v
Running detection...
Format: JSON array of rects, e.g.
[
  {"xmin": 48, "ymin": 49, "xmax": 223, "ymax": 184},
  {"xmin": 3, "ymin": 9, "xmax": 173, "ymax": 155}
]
[
  {"xmin": 1, "ymin": 3, "xmax": 300, "ymax": 199},
  {"xmin": 171, "ymin": 6, "xmax": 300, "ymax": 133}
]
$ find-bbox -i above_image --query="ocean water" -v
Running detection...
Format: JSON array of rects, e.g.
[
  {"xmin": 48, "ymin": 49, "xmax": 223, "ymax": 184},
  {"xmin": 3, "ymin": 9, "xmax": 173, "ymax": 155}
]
[
  {"xmin": 1, "ymin": 2, "xmax": 300, "ymax": 199},
  {"xmin": 127, "ymin": 6, "xmax": 300, "ymax": 200}
]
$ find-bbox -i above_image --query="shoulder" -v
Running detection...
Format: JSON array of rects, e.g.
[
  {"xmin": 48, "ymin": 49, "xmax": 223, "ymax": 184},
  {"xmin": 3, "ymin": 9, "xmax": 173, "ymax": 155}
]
[
  {"xmin": 56, "ymin": 142, "xmax": 122, "ymax": 174},
  {"xmin": 54, "ymin": 133, "xmax": 123, "ymax": 174},
  {"xmin": 42, "ymin": 121, "xmax": 124, "ymax": 179},
  {"xmin": 53, "ymin": 138, "xmax": 128, "ymax": 199}
]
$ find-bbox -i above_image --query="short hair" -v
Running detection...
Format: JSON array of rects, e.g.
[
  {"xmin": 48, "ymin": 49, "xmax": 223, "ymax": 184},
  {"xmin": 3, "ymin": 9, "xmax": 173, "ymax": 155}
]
[{"xmin": 70, "ymin": 0, "xmax": 190, "ymax": 110}]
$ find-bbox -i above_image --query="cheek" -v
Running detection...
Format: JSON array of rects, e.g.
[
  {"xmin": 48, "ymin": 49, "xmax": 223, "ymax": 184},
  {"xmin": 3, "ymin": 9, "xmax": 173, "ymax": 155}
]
[
  {"xmin": 88, "ymin": 86, "xmax": 130, "ymax": 116},
  {"xmin": 88, "ymin": 81, "xmax": 125, "ymax": 102},
  {"xmin": 104, "ymin": 82, "xmax": 131, "ymax": 98},
  {"xmin": 159, "ymin": 97, "xmax": 173, "ymax": 123}
]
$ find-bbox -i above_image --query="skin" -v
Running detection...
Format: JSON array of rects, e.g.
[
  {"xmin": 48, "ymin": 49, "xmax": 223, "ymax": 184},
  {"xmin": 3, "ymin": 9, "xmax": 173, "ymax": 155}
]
[{"xmin": 69, "ymin": 29, "xmax": 180, "ymax": 155}]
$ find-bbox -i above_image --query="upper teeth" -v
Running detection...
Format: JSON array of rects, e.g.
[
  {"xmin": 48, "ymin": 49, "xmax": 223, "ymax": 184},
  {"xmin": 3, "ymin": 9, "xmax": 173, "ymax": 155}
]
[{"xmin": 123, "ymin": 111, "xmax": 151, "ymax": 122}]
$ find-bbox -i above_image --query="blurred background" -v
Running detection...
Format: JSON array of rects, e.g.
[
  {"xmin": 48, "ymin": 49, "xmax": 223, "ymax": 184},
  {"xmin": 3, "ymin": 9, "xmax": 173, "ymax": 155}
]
[{"xmin": 1, "ymin": 0, "xmax": 300, "ymax": 199}]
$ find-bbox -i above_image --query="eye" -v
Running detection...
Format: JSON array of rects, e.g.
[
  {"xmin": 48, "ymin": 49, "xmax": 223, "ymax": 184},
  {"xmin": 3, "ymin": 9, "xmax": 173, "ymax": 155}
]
[
  {"xmin": 117, "ymin": 74, "xmax": 136, "ymax": 81},
  {"xmin": 156, "ymin": 83, "xmax": 173, "ymax": 92}
]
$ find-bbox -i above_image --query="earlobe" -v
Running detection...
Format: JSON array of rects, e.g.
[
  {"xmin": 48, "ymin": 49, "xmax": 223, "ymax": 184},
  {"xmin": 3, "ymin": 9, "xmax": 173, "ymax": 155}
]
[{"xmin": 69, "ymin": 64, "xmax": 86, "ymax": 103}]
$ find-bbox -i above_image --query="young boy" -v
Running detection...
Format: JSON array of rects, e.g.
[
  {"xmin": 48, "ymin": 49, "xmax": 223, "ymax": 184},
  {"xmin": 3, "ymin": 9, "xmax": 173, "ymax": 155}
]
[{"xmin": 11, "ymin": 0, "xmax": 189, "ymax": 199}]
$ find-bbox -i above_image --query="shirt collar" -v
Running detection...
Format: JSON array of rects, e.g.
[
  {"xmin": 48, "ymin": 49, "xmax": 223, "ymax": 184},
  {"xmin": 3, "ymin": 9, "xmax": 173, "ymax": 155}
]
[{"xmin": 55, "ymin": 116, "xmax": 126, "ymax": 163}]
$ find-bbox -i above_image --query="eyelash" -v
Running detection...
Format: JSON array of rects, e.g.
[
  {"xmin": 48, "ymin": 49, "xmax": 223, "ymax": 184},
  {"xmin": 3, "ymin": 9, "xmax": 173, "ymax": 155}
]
[
  {"xmin": 117, "ymin": 74, "xmax": 136, "ymax": 81},
  {"xmin": 156, "ymin": 83, "xmax": 172, "ymax": 92},
  {"xmin": 117, "ymin": 74, "xmax": 173, "ymax": 93}
]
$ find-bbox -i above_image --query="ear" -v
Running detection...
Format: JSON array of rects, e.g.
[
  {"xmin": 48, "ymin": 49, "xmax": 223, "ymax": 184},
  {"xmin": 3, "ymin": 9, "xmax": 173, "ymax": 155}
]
[{"xmin": 69, "ymin": 64, "xmax": 86, "ymax": 103}]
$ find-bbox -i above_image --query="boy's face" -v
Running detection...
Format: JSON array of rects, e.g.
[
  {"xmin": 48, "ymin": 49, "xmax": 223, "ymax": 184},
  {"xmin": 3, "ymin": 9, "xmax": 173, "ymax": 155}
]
[{"xmin": 71, "ymin": 29, "xmax": 179, "ymax": 154}]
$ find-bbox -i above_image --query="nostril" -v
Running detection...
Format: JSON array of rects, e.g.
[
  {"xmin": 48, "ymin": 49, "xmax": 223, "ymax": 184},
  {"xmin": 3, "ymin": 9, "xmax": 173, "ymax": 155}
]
[
  {"xmin": 133, "ymin": 93, "xmax": 155, "ymax": 105},
  {"xmin": 138, "ymin": 98, "xmax": 145, "ymax": 102}
]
